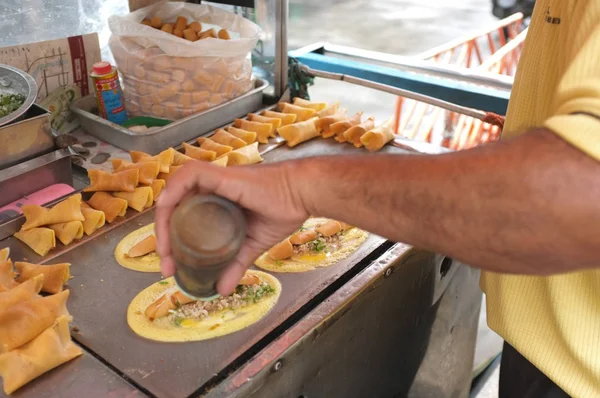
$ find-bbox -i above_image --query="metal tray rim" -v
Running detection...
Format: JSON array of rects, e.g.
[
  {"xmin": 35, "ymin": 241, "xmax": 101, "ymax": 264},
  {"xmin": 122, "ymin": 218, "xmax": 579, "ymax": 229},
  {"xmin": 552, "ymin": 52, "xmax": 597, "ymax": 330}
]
[{"xmin": 70, "ymin": 78, "xmax": 269, "ymax": 138}]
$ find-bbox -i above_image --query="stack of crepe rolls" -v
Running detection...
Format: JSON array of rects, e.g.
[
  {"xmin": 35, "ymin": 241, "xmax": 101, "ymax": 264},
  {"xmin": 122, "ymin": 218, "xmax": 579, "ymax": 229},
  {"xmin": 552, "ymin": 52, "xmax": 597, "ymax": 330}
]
[
  {"xmin": 12, "ymin": 194, "xmax": 101, "ymax": 256},
  {"xmin": 0, "ymin": 253, "xmax": 79, "ymax": 394},
  {"xmin": 271, "ymin": 97, "xmax": 396, "ymax": 151},
  {"xmin": 127, "ymin": 270, "xmax": 281, "ymax": 342},
  {"xmin": 255, "ymin": 218, "xmax": 369, "ymax": 273}
]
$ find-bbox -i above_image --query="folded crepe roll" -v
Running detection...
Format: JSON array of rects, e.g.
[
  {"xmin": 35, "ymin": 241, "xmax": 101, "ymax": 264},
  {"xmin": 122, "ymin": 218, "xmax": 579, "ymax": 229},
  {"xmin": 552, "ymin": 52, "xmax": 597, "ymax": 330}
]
[
  {"xmin": 343, "ymin": 117, "xmax": 375, "ymax": 148},
  {"xmin": 0, "ymin": 290, "xmax": 70, "ymax": 353},
  {"xmin": 360, "ymin": 119, "xmax": 396, "ymax": 152},
  {"xmin": 150, "ymin": 179, "xmax": 166, "ymax": 201},
  {"xmin": 268, "ymin": 239, "xmax": 294, "ymax": 261},
  {"xmin": 112, "ymin": 159, "xmax": 160, "ymax": 185},
  {"xmin": 130, "ymin": 148, "xmax": 175, "ymax": 173},
  {"xmin": 80, "ymin": 204, "xmax": 106, "ymax": 236},
  {"xmin": 277, "ymin": 118, "xmax": 320, "ymax": 148},
  {"xmin": 233, "ymin": 119, "xmax": 274, "ymax": 144},
  {"xmin": 0, "ymin": 315, "xmax": 82, "ymax": 395},
  {"xmin": 330, "ymin": 112, "xmax": 363, "ymax": 143},
  {"xmin": 0, "ymin": 275, "xmax": 43, "ymax": 309},
  {"xmin": 182, "ymin": 142, "xmax": 217, "ymax": 161},
  {"xmin": 0, "ymin": 248, "xmax": 9, "ymax": 262},
  {"xmin": 84, "ymin": 169, "xmax": 139, "ymax": 193},
  {"xmin": 13, "ymin": 228, "xmax": 56, "ymax": 257},
  {"xmin": 21, "ymin": 194, "xmax": 85, "ymax": 231},
  {"xmin": 212, "ymin": 156, "xmax": 228, "ymax": 167},
  {"xmin": 211, "ymin": 129, "xmax": 247, "ymax": 149},
  {"xmin": 197, "ymin": 138, "xmax": 233, "ymax": 158},
  {"xmin": 15, "ymin": 262, "xmax": 70, "ymax": 295},
  {"xmin": 278, "ymin": 102, "xmax": 316, "ymax": 122},
  {"xmin": 113, "ymin": 187, "xmax": 154, "ymax": 212},
  {"xmin": 292, "ymin": 97, "xmax": 328, "ymax": 112},
  {"xmin": 226, "ymin": 127, "xmax": 257, "ymax": 144},
  {"xmin": 225, "ymin": 143, "xmax": 263, "ymax": 166},
  {"xmin": 172, "ymin": 150, "xmax": 195, "ymax": 166},
  {"xmin": 247, "ymin": 113, "xmax": 282, "ymax": 130},
  {"xmin": 157, "ymin": 165, "xmax": 183, "ymax": 182},
  {"xmin": 49, "ymin": 221, "xmax": 84, "ymax": 246},
  {"xmin": 317, "ymin": 111, "xmax": 349, "ymax": 138},
  {"xmin": 88, "ymin": 192, "xmax": 128, "ymax": 223},
  {"xmin": 316, "ymin": 102, "xmax": 341, "ymax": 118},
  {"xmin": 261, "ymin": 110, "xmax": 297, "ymax": 126},
  {"xmin": 0, "ymin": 261, "xmax": 17, "ymax": 292}
]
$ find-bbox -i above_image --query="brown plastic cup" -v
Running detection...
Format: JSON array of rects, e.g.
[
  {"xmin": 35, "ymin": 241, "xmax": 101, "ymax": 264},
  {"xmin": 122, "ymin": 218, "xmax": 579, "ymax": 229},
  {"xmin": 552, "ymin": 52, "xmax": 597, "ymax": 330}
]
[{"xmin": 169, "ymin": 195, "xmax": 246, "ymax": 300}]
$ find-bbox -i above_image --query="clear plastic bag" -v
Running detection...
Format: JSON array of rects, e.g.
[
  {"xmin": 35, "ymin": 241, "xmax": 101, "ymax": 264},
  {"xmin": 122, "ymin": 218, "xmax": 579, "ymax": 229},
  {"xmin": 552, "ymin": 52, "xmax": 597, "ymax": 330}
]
[{"xmin": 108, "ymin": 1, "xmax": 260, "ymax": 120}]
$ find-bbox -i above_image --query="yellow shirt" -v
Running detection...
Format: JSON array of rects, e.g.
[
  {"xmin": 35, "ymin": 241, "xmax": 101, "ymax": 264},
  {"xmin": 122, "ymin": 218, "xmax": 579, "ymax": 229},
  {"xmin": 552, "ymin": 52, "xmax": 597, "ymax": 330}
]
[{"xmin": 481, "ymin": 1, "xmax": 600, "ymax": 397}]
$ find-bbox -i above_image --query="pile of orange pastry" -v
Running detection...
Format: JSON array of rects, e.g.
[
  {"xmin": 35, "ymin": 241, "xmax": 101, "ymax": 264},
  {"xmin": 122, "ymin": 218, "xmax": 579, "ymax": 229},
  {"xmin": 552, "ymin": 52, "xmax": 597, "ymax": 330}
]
[
  {"xmin": 0, "ymin": 248, "xmax": 78, "ymax": 395},
  {"xmin": 141, "ymin": 15, "xmax": 232, "ymax": 42},
  {"xmin": 262, "ymin": 97, "xmax": 396, "ymax": 151}
]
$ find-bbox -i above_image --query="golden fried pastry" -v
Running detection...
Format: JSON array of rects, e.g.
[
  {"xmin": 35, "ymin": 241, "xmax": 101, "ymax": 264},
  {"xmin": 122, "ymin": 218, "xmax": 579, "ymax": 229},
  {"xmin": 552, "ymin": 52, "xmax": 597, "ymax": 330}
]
[
  {"xmin": 80, "ymin": 203, "xmax": 106, "ymax": 236},
  {"xmin": 0, "ymin": 261, "xmax": 17, "ymax": 292},
  {"xmin": 277, "ymin": 118, "xmax": 320, "ymax": 147},
  {"xmin": 48, "ymin": 221, "xmax": 84, "ymax": 246},
  {"xmin": 15, "ymin": 262, "xmax": 70, "ymax": 295},
  {"xmin": 212, "ymin": 129, "xmax": 247, "ymax": 149},
  {"xmin": 247, "ymin": 113, "xmax": 282, "ymax": 130},
  {"xmin": 0, "ymin": 290, "xmax": 69, "ymax": 353},
  {"xmin": 112, "ymin": 159, "xmax": 160, "ymax": 185},
  {"xmin": 188, "ymin": 21, "xmax": 202, "ymax": 33},
  {"xmin": 161, "ymin": 23, "xmax": 174, "ymax": 34},
  {"xmin": 0, "ymin": 248, "xmax": 8, "ymax": 262},
  {"xmin": 293, "ymin": 97, "xmax": 328, "ymax": 112},
  {"xmin": 226, "ymin": 127, "xmax": 257, "ymax": 144},
  {"xmin": 317, "ymin": 110, "xmax": 349, "ymax": 138},
  {"xmin": 130, "ymin": 148, "xmax": 175, "ymax": 174},
  {"xmin": 157, "ymin": 165, "xmax": 183, "ymax": 182},
  {"xmin": 225, "ymin": 143, "xmax": 263, "ymax": 166},
  {"xmin": 84, "ymin": 169, "xmax": 139, "ymax": 193},
  {"xmin": 21, "ymin": 194, "xmax": 84, "ymax": 231},
  {"xmin": 278, "ymin": 103, "xmax": 316, "ymax": 122},
  {"xmin": 330, "ymin": 112, "xmax": 363, "ymax": 143},
  {"xmin": 88, "ymin": 192, "xmax": 128, "ymax": 223},
  {"xmin": 316, "ymin": 102, "xmax": 341, "ymax": 118},
  {"xmin": 175, "ymin": 16, "xmax": 187, "ymax": 32},
  {"xmin": 211, "ymin": 156, "xmax": 228, "ymax": 167},
  {"xmin": 150, "ymin": 179, "xmax": 166, "ymax": 200},
  {"xmin": 13, "ymin": 228, "xmax": 56, "ymax": 257},
  {"xmin": 360, "ymin": 119, "xmax": 395, "ymax": 152},
  {"xmin": 0, "ymin": 316, "xmax": 82, "ymax": 395},
  {"xmin": 150, "ymin": 16, "xmax": 162, "ymax": 29},
  {"xmin": 218, "ymin": 29, "xmax": 231, "ymax": 40},
  {"xmin": 343, "ymin": 117, "xmax": 375, "ymax": 148},
  {"xmin": 262, "ymin": 110, "xmax": 297, "ymax": 126},
  {"xmin": 183, "ymin": 28, "xmax": 198, "ymax": 42},
  {"xmin": 233, "ymin": 119, "xmax": 274, "ymax": 144},
  {"xmin": 197, "ymin": 137, "xmax": 233, "ymax": 158},
  {"xmin": 199, "ymin": 28, "xmax": 217, "ymax": 39},
  {"xmin": 172, "ymin": 150, "xmax": 196, "ymax": 166},
  {"xmin": 113, "ymin": 187, "xmax": 154, "ymax": 212},
  {"xmin": 0, "ymin": 275, "xmax": 43, "ymax": 309},
  {"xmin": 183, "ymin": 142, "xmax": 217, "ymax": 161}
]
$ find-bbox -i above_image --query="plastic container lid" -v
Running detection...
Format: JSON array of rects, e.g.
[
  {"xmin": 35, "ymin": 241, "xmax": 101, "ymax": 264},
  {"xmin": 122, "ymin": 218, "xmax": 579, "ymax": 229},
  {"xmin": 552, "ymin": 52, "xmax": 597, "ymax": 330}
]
[{"xmin": 92, "ymin": 62, "xmax": 112, "ymax": 76}]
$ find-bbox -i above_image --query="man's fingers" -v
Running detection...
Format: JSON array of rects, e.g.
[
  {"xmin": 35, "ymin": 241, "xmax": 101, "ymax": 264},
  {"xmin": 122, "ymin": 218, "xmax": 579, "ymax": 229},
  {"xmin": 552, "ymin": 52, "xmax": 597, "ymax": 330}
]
[
  {"xmin": 216, "ymin": 242, "xmax": 265, "ymax": 296},
  {"xmin": 161, "ymin": 255, "xmax": 176, "ymax": 277}
]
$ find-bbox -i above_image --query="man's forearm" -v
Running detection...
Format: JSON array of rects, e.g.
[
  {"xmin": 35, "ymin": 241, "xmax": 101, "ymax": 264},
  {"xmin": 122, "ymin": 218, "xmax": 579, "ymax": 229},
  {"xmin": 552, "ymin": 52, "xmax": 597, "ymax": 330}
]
[{"xmin": 288, "ymin": 129, "xmax": 600, "ymax": 275}]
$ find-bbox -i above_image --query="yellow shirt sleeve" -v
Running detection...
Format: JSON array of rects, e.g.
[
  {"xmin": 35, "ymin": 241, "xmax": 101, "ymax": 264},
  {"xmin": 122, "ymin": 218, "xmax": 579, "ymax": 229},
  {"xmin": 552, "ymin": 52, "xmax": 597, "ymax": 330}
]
[{"xmin": 544, "ymin": 22, "xmax": 600, "ymax": 161}]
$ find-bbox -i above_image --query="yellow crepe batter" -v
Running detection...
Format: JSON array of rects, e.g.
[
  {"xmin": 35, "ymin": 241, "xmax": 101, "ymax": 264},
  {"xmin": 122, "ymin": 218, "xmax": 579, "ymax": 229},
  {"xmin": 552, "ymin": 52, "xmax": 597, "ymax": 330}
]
[
  {"xmin": 127, "ymin": 270, "xmax": 281, "ymax": 342},
  {"xmin": 114, "ymin": 223, "xmax": 160, "ymax": 272},
  {"xmin": 255, "ymin": 217, "xmax": 369, "ymax": 273}
]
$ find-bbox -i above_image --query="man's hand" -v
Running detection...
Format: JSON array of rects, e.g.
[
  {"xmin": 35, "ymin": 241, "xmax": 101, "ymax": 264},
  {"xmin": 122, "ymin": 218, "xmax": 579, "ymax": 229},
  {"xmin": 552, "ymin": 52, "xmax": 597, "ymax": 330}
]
[{"xmin": 155, "ymin": 162, "xmax": 309, "ymax": 296}]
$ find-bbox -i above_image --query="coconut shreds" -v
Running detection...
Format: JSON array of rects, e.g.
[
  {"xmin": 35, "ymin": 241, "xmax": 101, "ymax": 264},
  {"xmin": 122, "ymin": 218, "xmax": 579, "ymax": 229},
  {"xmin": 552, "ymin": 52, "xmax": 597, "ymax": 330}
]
[{"xmin": 168, "ymin": 282, "xmax": 275, "ymax": 325}]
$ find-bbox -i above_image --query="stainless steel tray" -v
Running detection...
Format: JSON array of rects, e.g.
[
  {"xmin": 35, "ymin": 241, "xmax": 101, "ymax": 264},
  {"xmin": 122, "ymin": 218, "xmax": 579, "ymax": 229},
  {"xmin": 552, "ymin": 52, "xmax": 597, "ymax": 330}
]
[{"xmin": 71, "ymin": 79, "xmax": 268, "ymax": 154}]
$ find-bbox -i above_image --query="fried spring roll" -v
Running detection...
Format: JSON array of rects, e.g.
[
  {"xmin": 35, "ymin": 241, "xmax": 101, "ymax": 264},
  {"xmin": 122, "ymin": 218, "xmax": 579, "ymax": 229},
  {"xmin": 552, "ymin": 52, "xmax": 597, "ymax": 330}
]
[
  {"xmin": 278, "ymin": 102, "xmax": 316, "ymax": 122},
  {"xmin": 360, "ymin": 119, "xmax": 396, "ymax": 152},
  {"xmin": 317, "ymin": 110, "xmax": 349, "ymax": 138},
  {"xmin": 225, "ymin": 143, "xmax": 263, "ymax": 166},
  {"xmin": 261, "ymin": 110, "xmax": 297, "ymax": 126},
  {"xmin": 343, "ymin": 117, "xmax": 375, "ymax": 148},
  {"xmin": 13, "ymin": 228, "xmax": 56, "ymax": 257},
  {"xmin": 247, "ymin": 113, "xmax": 282, "ymax": 130},
  {"xmin": 330, "ymin": 112, "xmax": 363, "ymax": 143},
  {"xmin": 197, "ymin": 138, "xmax": 233, "ymax": 158},
  {"xmin": 233, "ymin": 119, "xmax": 274, "ymax": 144},
  {"xmin": 226, "ymin": 127, "xmax": 257, "ymax": 144},
  {"xmin": 277, "ymin": 118, "xmax": 319, "ymax": 147},
  {"xmin": 21, "ymin": 194, "xmax": 84, "ymax": 231},
  {"xmin": 112, "ymin": 159, "xmax": 160, "ymax": 185},
  {"xmin": 84, "ymin": 169, "xmax": 139, "ymax": 193},
  {"xmin": 14, "ymin": 262, "xmax": 70, "ymax": 294},
  {"xmin": 212, "ymin": 129, "xmax": 247, "ymax": 149},
  {"xmin": 316, "ymin": 102, "xmax": 341, "ymax": 118},
  {"xmin": 292, "ymin": 97, "xmax": 328, "ymax": 111},
  {"xmin": 130, "ymin": 148, "xmax": 175, "ymax": 173},
  {"xmin": 212, "ymin": 156, "xmax": 228, "ymax": 167},
  {"xmin": 172, "ymin": 150, "xmax": 196, "ymax": 166}
]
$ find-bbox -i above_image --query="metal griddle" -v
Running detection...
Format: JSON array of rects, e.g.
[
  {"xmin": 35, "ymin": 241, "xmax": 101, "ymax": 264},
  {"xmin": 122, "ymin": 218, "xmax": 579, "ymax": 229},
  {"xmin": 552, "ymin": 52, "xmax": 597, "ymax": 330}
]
[{"xmin": 1, "ymin": 139, "xmax": 419, "ymax": 398}]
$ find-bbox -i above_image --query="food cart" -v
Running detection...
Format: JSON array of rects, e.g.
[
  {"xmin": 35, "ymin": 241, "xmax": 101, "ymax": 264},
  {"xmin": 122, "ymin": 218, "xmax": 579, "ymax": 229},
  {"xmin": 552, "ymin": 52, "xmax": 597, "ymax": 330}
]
[{"xmin": 0, "ymin": 1, "xmax": 514, "ymax": 397}]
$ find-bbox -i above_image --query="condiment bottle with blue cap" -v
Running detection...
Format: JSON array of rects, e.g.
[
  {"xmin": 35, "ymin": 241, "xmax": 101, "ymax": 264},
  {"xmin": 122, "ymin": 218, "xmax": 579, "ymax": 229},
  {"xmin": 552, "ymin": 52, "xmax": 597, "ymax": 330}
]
[{"xmin": 169, "ymin": 194, "xmax": 246, "ymax": 300}]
